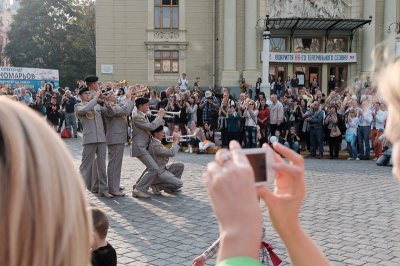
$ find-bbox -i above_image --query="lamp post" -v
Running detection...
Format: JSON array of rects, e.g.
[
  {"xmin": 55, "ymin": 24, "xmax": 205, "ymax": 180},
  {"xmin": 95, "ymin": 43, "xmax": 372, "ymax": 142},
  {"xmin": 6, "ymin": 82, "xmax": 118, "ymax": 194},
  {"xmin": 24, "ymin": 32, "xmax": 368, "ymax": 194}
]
[
  {"xmin": 387, "ymin": 22, "xmax": 400, "ymax": 58},
  {"xmin": 261, "ymin": 15, "xmax": 271, "ymax": 98}
]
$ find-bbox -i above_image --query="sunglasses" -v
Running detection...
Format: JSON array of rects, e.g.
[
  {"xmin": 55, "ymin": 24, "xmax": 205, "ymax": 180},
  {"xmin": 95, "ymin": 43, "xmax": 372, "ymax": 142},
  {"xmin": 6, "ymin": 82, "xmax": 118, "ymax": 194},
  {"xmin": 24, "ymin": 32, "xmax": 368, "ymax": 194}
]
[{"xmin": 249, "ymin": 103, "xmax": 254, "ymax": 105}]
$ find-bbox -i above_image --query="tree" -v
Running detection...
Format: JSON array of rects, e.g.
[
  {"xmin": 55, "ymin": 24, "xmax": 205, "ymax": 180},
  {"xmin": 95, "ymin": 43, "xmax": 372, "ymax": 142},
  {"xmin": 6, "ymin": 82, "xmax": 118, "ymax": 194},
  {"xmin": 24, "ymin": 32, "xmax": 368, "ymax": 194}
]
[{"xmin": 5, "ymin": 0, "xmax": 96, "ymax": 88}]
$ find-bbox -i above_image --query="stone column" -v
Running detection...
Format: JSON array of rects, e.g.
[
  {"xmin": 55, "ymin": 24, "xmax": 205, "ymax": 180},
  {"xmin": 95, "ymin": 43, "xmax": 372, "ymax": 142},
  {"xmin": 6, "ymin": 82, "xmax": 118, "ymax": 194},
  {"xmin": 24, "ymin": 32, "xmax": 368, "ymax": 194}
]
[
  {"xmin": 361, "ymin": 1, "xmax": 375, "ymax": 73},
  {"xmin": 384, "ymin": 0, "xmax": 399, "ymax": 58},
  {"xmin": 221, "ymin": 0, "xmax": 240, "ymax": 87},
  {"xmin": 243, "ymin": 0, "xmax": 260, "ymax": 85}
]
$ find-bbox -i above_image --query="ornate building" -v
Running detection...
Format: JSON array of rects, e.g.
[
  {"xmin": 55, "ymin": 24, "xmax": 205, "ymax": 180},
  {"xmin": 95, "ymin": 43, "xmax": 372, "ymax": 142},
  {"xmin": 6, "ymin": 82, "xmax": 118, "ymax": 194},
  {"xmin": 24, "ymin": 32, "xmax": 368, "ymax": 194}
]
[
  {"xmin": 96, "ymin": 0, "xmax": 400, "ymax": 95},
  {"xmin": 0, "ymin": 0, "xmax": 18, "ymax": 66}
]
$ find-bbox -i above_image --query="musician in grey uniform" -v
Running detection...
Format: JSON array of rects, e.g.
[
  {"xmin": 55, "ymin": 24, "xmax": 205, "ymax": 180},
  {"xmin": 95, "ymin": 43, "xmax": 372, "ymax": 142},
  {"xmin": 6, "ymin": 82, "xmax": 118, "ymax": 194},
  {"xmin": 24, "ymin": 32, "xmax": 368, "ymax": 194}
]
[
  {"xmin": 148, "ymin": 125, "xmax": 184, "ymax": 194},
  {"xmin": 104, "ymin": 90, "xmax": 135, "ymax": 196},
  {"xmin": 74, "ymin": 76, "xmax": 115, "ymax": 198},
  {"xmin": 131, "ymin": 97, "xmax": 165, "ymax": 198}
]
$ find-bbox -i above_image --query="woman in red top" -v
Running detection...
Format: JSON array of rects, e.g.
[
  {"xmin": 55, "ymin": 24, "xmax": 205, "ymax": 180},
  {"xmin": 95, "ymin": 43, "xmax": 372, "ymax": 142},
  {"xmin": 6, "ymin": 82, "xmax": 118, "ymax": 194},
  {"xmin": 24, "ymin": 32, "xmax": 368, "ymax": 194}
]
[{"xmin": 258, "ymin": 98, "xmax": 270, "ymax": 146}]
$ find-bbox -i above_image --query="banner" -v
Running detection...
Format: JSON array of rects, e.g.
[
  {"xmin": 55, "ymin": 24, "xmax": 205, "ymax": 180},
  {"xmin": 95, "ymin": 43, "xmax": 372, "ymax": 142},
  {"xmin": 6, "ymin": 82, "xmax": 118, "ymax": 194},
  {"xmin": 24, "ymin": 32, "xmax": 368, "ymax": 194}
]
[
  {"xmin": 269, "ymin": 52, "xmax": 357, "ymax": 63},
  {"xmin": 0, "ymin": 67, "xmax": 59, "ymax": 81},
  {"xmin": 0, "ymin": 67, "xmax": 59, "ymax": 93}
]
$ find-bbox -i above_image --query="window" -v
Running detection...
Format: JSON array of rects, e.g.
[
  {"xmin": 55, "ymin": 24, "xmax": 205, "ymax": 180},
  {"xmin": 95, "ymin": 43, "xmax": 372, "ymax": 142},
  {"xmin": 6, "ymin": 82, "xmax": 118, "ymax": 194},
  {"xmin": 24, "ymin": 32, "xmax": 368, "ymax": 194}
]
[
  {"xmin": 155, "ymin": 0, "xmax": 179, "ymax": 29},
  {"xmin": 269, "ymin": 38, "xmax": 287, "ymax": 52},
  {"xmin": 294, "ymin": 38, "xmax": 321, "ymax": 52},
  {"xmin": 327, "ymin": 37, "xmax": 348, "ymax": 52},
  {"xmin": 155, "ymin": 50, "xmax": 179, "ymax": 73}
]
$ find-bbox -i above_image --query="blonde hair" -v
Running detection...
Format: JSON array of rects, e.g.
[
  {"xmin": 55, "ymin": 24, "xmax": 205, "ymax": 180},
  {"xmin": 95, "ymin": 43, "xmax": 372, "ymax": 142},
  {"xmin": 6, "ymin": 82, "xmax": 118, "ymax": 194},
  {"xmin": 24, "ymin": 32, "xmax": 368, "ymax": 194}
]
[{"xmin": 0, "ymin": 98, "xmax": 92, "ymax": 266}]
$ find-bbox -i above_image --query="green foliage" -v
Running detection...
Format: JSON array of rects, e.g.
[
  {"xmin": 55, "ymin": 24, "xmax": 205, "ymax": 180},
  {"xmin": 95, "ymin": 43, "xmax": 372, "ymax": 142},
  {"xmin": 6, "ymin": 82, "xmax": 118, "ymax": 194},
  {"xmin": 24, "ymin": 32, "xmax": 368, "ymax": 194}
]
[{"xmin": 5, "ymin": 0, "xmax": 96, "ymax": 88}]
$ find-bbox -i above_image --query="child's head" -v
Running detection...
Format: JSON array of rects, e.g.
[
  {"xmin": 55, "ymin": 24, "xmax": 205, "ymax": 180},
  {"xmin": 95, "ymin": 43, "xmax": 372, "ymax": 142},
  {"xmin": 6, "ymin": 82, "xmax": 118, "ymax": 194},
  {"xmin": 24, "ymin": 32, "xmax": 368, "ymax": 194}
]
[
  {"xmin": 274, "ymin": 129, "xmax": 281, "ymax": 137},
  {"xmin": 174, "ymin": 125, "xmax": 180, "ymax": 132},
  {"xmin": 91, "ymin": 207, "xmax": 109, "ymax": 242},
  {"xmin": 290, "ymin": 126, "xmax": 296, "ymax": 134}
]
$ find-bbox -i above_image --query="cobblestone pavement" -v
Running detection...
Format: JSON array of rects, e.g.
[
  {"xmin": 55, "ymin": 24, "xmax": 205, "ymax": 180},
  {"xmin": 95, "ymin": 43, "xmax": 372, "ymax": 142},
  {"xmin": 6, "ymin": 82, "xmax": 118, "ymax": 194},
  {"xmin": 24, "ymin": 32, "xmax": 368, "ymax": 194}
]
[{"xmin": 64, "ymin": 138, "xmax": 400, "ymax": 266}]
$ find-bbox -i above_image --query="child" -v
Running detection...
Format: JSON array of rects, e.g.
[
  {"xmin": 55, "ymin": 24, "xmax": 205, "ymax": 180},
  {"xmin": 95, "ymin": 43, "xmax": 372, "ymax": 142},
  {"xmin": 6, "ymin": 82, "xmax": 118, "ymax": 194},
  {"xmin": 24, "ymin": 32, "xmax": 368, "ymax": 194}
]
[
  {"xmin": 198, "ymin": 122, "xmax": 216, "ymax": 154},
  {"xmin": 91, "ymin": 207, "xmax": 117, "ymax": 266},
  {"xmin": 345, "ymin": 111, "xmax": 359, "ymax": 160}
]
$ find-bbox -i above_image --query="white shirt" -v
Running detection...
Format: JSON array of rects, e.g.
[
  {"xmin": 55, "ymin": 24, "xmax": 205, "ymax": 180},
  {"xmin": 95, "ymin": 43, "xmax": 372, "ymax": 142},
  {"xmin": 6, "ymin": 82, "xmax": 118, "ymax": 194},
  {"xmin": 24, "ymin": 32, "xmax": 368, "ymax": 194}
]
[
  {"xmin": 371, "ymin": 109, "xmax": 386, "ymax": 130},
  {"xmin": 179, "ymin": 77, "xmax": 188, "ymax": 92}
]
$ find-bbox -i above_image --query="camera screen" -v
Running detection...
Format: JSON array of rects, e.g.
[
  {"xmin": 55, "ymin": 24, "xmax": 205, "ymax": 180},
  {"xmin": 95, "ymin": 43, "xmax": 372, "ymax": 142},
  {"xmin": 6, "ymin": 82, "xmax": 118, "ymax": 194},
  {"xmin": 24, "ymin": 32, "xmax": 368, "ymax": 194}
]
[{"xmin": 245, "ymin": 153, "xmax": 267, "ymax": 183}]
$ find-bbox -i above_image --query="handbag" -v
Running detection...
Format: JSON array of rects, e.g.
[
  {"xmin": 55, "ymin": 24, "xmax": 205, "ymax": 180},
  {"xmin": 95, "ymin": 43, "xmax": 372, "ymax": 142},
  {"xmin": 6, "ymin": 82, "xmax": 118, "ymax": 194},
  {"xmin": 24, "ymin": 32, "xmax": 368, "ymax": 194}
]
[
  {"xmin": 61, "ymin": 128, "xmax": 71, "ymax": 138},
  {"xmin": 345, "ymin": 131, "xmax": 354, "ymax": 142},
  {"xmin": 330, "ymin": 125, "xmax": 341, "ymax": 137}
]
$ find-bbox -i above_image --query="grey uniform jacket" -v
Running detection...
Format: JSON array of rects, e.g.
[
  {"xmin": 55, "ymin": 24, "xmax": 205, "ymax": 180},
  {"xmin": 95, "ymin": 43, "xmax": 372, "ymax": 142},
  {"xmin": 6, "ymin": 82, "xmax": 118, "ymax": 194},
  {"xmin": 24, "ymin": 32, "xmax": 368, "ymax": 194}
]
[
  {"xmin": 131, "ymin": 112, "xmax": 164, "ymax": 157},
  {"xmin": 105, "ymin": 100, "xmax": 135, "ymax": 145},
  {"xmin": 148, "ymin": 140, "xmax": 180, "ymax": 174},
  {"xmin": 74, "ymin": 99, "xmax": 114, "ymax": 145}
]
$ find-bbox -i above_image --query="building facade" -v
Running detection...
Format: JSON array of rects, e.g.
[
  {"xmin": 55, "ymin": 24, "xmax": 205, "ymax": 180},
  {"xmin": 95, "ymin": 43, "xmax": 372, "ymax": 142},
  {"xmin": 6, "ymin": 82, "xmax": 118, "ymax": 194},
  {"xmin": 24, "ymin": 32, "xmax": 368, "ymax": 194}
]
[{"xmin": 96, "ymin": 0, "xmax": 400, "ymax": 95}]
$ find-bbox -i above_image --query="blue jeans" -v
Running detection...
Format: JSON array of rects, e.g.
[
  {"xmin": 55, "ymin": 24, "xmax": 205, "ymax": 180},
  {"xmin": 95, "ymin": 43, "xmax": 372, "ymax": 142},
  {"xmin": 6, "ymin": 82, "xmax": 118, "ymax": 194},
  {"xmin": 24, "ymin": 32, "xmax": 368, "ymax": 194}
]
[
  {"xmin": 284, "ymin": 141, "xmax": 300, "ymax": 153},
  {"xmin": 309, "ymin": 127, "xmax": 324, "ymax": 156},
  {"xmin": 348, "ymin": 135, "xmax": 358, "ymax": 159},
  {"xmin": 276, "ymin": 89, "xmax": 282, "ymax": 99},
  {"xmin": 245, "ymin": 126, "xmax": 257, "ymax": 148},
  {"xmin": 357, "ymin": 126, "xmax": 371, "ymax": 158}
]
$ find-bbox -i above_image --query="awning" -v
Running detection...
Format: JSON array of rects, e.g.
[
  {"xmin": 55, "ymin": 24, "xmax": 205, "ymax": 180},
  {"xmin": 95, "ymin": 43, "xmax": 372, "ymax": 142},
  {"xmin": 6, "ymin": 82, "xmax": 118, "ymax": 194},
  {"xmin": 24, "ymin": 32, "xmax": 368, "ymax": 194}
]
[{"xmin": 267, "ymin": 17, "xmax": 372, "ymax": 36}]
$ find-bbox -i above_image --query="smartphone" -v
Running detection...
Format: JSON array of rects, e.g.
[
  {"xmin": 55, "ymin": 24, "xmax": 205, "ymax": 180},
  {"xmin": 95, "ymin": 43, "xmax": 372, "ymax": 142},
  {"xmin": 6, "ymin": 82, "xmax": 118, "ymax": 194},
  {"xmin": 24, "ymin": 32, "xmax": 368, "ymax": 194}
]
[
  {"xmin": 242, "ymin": 148, "xmax": 275, "ymax": 186},
  {"xmin": 286, "ymin": 102, "xmax": 294, "ymax": 110}
]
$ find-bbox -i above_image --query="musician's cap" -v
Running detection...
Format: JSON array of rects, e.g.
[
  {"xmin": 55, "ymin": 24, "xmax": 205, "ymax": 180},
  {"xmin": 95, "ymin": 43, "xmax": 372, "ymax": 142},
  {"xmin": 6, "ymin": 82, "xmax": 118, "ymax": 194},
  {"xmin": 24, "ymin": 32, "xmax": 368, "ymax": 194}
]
[
  {"xmin": 84, "ymin": 75, "xmax": 99, "ymax": 83},
  {"xmin": 135, "ymin": 97, "xmax": 149, "ymax": 106},
  {"xmin": 205, "ymin": 91, "xmax": 212, "ymax": 98},
  {"xmin": 152, "ymin": 125, "xmax": 164, "ymax": 133},
  {"xmin": 78, "ymin": 86, "xmax": 90, "ymax": 95}
]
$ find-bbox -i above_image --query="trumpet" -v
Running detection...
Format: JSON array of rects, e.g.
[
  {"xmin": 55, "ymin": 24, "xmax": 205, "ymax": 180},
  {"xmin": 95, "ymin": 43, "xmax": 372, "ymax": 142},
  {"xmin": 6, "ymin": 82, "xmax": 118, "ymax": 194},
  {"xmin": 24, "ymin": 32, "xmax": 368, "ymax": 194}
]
[
  {"xmin": 131, "ymin": 86, "xmax": 149, "ymax": 97},
  {"xmin": 113, "ymin": 80, "xmax": 128, "ymax": 88},
  {"xmin": 150, "ymin": 110, "xmax": 181, "ymax": 118},
  {"xmin": 165, "ymin": 133, "xmax": 197, "ymax": 142}
]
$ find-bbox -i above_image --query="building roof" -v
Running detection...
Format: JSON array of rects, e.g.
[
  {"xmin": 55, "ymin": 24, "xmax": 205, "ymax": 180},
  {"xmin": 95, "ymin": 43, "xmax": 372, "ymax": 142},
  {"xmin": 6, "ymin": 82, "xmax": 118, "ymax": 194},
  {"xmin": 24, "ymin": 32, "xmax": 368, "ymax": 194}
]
[{"xmin": 267, "ymin": 17, "xmax": 372, "ymax": 36}]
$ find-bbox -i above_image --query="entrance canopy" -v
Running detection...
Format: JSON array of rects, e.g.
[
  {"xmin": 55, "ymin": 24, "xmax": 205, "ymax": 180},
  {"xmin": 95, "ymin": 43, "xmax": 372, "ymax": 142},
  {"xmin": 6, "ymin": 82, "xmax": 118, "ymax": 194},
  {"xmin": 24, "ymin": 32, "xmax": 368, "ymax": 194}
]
[{"xmin": 267, "ymin": 17, "xmax": 372, "ymax": 36}]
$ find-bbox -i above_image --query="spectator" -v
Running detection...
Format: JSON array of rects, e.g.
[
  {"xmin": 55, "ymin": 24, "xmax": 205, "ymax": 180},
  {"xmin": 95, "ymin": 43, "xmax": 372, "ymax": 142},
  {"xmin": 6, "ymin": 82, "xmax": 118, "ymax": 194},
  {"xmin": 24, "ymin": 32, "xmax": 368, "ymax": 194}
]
[
  {"xmin": 198, "ymin": 122, "xmax": 216, "ymax": 154},
  {"xmin": 218, "ymin": 98, "xmax": 230, "ymax": 148},
  {"xmin": 186, "ymin": 121, "xmax": 203, "ymax": 153},
  {"xmin": 91, "ymin": 207, "xmax": 117, "ymax": 266},
  {"xmin": 255, "ymin": 91, "xmax": 266, "ymax": 109},
  {"xmin": 30, "ymin": 95, "xmax": 45, "ymax": 116},
  {"xmin": 13, "ymin": 82, "xmax": 22, "ymax": 95},
  {"xmin": 255, "ymin": 77, "xmax": 262, "ymax": 99},
  {"xmin": 199, "ymin": 90, "xmax": 219, "ymax": 130},
  {"xmin": 239, "ymin": 77, "xmax": 246, "ymax": 94},
  {"xmin": 257, "ymin": 98, "xmax": 270, "ymax": 146},
  {"xmin": 19, "ymin": 87, "xmax": 33, "ymax": 105},
  {"xmin": 357, "ymin": 101, "xmax": 373, "ymax": 160},
  {"xmin": 328, "ymin": 76, "xmax": 336, "ymax": 94},
  {"xmin": 62, "ymin": 90, "xmax": 78, "ymax": 138},
  {"xmin": 243, "ymin": 100, "xmax": 259, "ymax": 148},
  {"xmin": 324, "ymin": 105, "xmax": 343, "ymax": 159},
  {"xmin": 284, "ymin": 126, "xmax": 300, "ymax": 153},
  {"xmin": 273, "ymin": 76, "xmax": 283, "ymax": 100},
  {"xmin": 46, "ymin": 96, "xmax": 60, "ymax": 131},
  {"xmin": 178, "ymin": 73, "xmax": 188, "ymax": 92},
  {"xmin": 371, "ymin": 102, "xmax": 386, "ymax": 160},
  {"xmin": 194, "ymin": 93, "xmax": 203, "ymax": 127},
  {"xmin": 269, "ymin": 94, "xmax": 284, "ymax": 135},
  {"xmin": 193, "ymin": 77, "xmax": 203, "ymax": 97},
  {"xmin": 346, "ymin": 110, "xmax": 360, "ymax": 160},
  {"xmin": 165, "ymin": 94, "xmax": 180, "ymax": 136},
  {"xmin": 306, "ymin": 101, "xmax": 324, "ymax": 159},
  {"xmin": 186, "ymin": 95, "xmax": 198, "ymax": 128},
  {"xmin": 0, "ymin": 97, "xmax": 92, "ymax": 266},
  {"xmin": 148, "ymin": 90, "xmax": 159, "ymax": 110},
  {"xmin": 376, "ymin": 133, "xmax": 393, "ymax": 166},
  {"xmin": 290, "ymin": 73, "xmax": 299, "ymax": 95},
  {"xmin": 226, "ymin": 105, "xmax": 241, "ymax": 145}
]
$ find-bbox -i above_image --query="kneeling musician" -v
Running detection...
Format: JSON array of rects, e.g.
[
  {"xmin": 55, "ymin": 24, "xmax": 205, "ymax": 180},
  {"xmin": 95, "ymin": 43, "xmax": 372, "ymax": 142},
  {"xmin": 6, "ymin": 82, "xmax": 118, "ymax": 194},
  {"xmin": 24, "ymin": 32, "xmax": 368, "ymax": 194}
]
[{"xmin": 148, "ymin": 125, "xmax": 184, "ymax": 194}]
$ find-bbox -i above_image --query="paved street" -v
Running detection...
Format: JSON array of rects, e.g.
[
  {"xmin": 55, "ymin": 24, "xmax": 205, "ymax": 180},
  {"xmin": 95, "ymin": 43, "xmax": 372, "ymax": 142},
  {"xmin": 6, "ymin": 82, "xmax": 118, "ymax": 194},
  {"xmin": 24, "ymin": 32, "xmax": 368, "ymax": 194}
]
[{"xmin": 65, "ymin": 138, "xmax": 400, "ymax": 266}]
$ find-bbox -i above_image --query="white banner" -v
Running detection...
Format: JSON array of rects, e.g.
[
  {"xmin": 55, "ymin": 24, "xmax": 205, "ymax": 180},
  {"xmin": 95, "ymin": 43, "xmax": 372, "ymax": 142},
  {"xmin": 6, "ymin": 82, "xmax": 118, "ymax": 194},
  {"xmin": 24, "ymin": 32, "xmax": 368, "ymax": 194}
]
[
  {"xmin": 0, "ymin": 67, "xmax": 59, "ymax": 81},
  {"xmin": 269, "ymin": 52, "xmax": 357, "ymax": 63}
]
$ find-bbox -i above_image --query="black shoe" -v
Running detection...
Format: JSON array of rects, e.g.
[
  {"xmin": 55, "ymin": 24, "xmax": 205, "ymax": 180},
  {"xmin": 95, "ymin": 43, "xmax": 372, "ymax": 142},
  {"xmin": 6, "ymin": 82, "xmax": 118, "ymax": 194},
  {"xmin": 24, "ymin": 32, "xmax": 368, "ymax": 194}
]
[
  {"xmin": 329, "ymin": 156, "xmax": 334, "ymax": 159},
  {"xmin": 305, "ymin": 155, "xmax": 315, "ymax": 159},
  {"xmin": 318, "ymin": 156, "xmax": 323, "ymax": 159},
  {"xmin": 74, "ymin": 135, "xmax": 77, "ymax": 138},
  {"xmin": 365, "ymin": 157, "xmax": 370, "ymax": 160}
]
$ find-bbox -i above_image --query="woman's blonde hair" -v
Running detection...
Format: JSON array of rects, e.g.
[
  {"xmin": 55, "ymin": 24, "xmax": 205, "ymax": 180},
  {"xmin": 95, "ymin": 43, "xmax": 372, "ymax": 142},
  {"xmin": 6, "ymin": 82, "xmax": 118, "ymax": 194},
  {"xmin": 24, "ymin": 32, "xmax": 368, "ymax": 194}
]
[{"xmin": 0, "ymin": 97, "xmax": 92, "ymax": 266}]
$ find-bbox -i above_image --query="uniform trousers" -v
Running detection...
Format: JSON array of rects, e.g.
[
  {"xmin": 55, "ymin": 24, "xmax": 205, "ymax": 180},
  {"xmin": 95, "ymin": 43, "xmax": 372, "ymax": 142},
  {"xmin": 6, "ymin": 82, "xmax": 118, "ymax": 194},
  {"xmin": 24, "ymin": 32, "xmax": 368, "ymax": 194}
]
[
  {"xmin": 152, "ymin": 163, "xmax": 184, "ymax": 191},
  {"xmin": 135, "ymin": 154, "xmax": 159, "ymax": 193},
  {"xmin": 80, "ymin": 143, "xmax": 109, "ymax": 193},
  {"xmin": 107, "ymin": 144, "xmax": 125, "ymax": 193}
]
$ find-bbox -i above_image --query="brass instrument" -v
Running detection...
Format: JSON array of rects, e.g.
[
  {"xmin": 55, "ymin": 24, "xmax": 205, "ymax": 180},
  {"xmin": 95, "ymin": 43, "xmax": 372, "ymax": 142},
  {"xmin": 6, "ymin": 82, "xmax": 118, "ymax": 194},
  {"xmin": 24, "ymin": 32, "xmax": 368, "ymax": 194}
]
[
  {"xmin": 165, "ymin": 133, "xmax": 197, "ymax": 142},
  {"xmin": 113, "ymin": 80, "xmax": 128, "ymax": 88},
  {"xmin": 150, "ymin": 110, "xmax": 181, "ymax": 118},
  {"xmin": 131, "ymin": 86, "xmax": 149, "ymax": 98}
]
